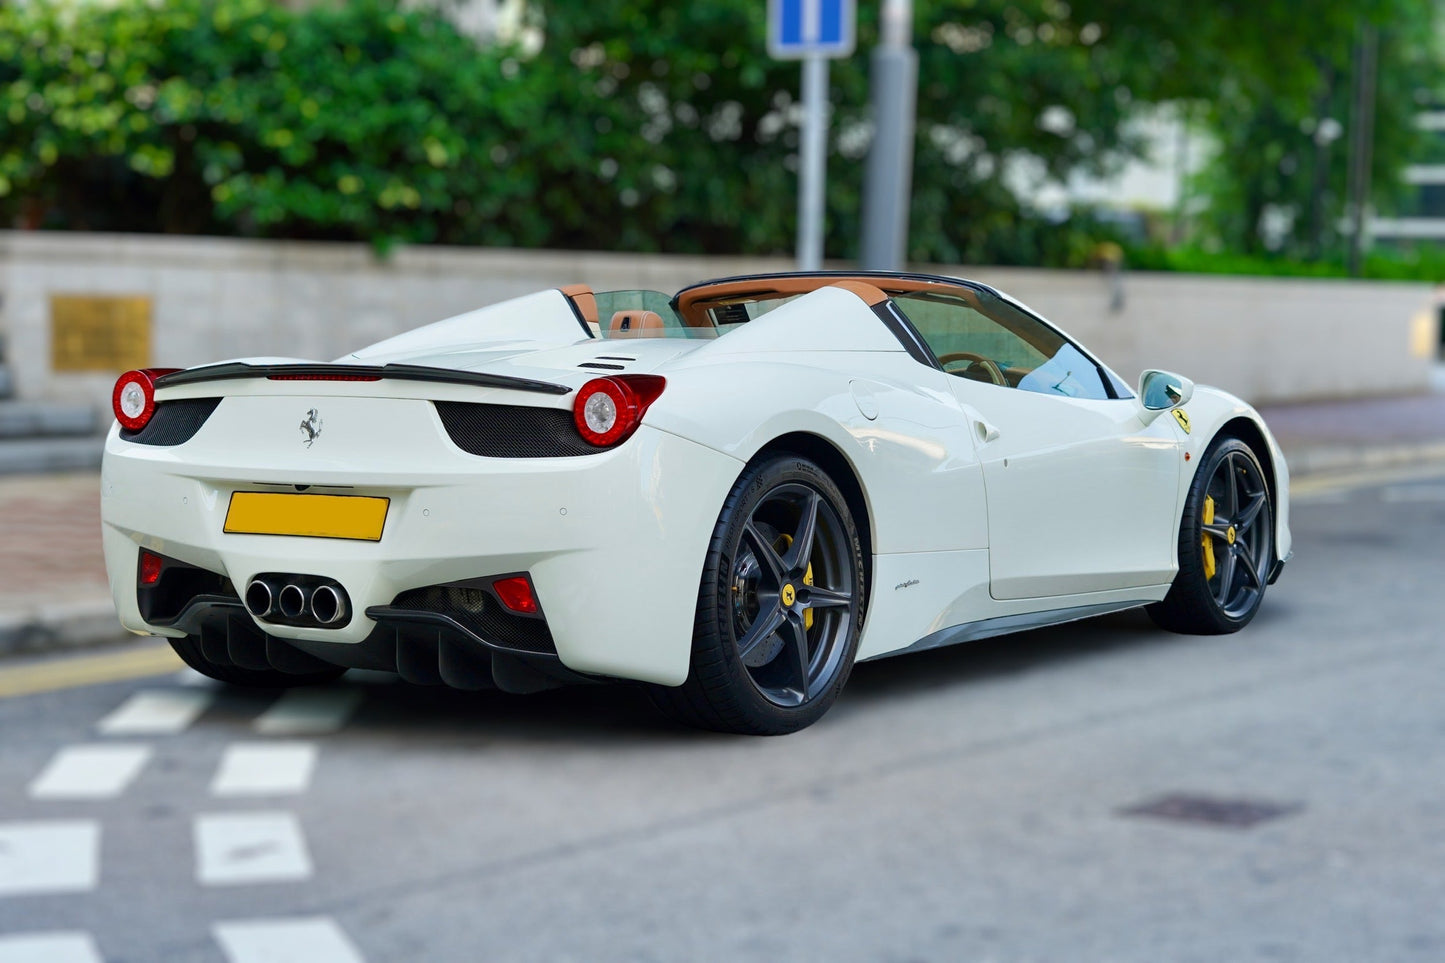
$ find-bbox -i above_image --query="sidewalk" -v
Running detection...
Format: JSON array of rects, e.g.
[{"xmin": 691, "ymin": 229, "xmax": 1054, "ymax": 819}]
[
  {"xmin": 1256, "ymin": 377, "xmax": 1445, "ymax": 475},
  {"xmin": 0, "ymin": 472, "xmax": 120, "ymax": 655},
  {"xmin": 3, "ymin": 387, "xmax": 1444, "ymax": 658}
]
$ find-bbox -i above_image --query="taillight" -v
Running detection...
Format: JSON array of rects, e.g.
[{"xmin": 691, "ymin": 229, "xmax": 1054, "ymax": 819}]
[
  {"xmin": 572, "ymin": 375, "xmax": 665, "ymax": 447},
  {"xmin": 112, "ymin": 368, "xmax": 180, "ymax": 432}
]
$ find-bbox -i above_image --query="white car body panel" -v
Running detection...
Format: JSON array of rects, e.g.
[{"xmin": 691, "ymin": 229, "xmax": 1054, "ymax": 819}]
[
  {"xmin": 100, "ymin": 276, "xmax": 1292, "ymax": 690},
  {"xmin": 348, "ymin": 289, "xmax": 587, "ymax": 361},
  {"xmin": 956, "ymin": 384, "xmax": 1184, "ymax": 599}
]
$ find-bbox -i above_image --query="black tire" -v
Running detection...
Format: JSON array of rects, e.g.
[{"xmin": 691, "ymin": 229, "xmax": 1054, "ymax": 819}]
[
  {"xmin": 648, "ymin": 454, "xmax": 866, "ymax": 735},
  {"xmin": 1148, "ymin": 436, "xmax": 1275, "ymax": 634},
  {"xmin": 168, "ymin": 635, "xmax": 346, "ymax": 688}
]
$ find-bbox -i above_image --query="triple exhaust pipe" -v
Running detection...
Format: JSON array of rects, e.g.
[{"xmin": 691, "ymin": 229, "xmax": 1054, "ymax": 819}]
[{"xmin": 245, "ymin": 575, "xmax": 350, "ymax": 628}]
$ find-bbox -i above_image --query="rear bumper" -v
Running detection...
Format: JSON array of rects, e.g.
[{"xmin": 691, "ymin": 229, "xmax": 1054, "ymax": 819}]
[{"xmin": 101, "ymin": 417, "xmax": 742, "ymax": 686}]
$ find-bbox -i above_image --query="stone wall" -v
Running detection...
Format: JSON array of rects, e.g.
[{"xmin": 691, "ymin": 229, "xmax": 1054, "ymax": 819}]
[{"xmin": 1, "ymin": 230, "xmax": 1437, "ymax": 414}]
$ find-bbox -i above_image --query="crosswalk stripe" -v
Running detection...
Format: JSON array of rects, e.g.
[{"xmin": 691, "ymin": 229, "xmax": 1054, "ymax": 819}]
[
  {"xmin": 0, "ymin": 821, "xmax": 100, "ymax": 897},
  {"xmin": 195, "ymin": 812, "xmax": 313, "ymax": 886},
  {"xmin": 0, "ymin": 932, "xmax": 103, "ymax": 963},
  {"xmin": 97, "ymin": 688, "xmax": 213, "ymax": 736},
  {"xmin": 253, "ymin": 688, "xmax": 362, "ymax": 736},
  {"xmin": 29, "ymin": 744, "xmax": 152, "ymax": 800},
  {"xmin": 213, "ymin": 917, "xmax": 364, "ymax": 963},
  {"xmin": 211, "ymin": 743, "xmax": 318, "ymax": 797}
]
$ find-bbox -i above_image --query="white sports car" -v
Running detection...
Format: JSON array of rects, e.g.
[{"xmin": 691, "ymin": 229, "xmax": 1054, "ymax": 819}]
[{"xmin": 102, "ymin": 271, "xmax": 1291, "ymax": 734}]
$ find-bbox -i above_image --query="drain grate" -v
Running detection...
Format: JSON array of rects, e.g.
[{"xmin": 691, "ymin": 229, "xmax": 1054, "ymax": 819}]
[{"xmin": 1120, "ymin": 793, "xmax": 1303, "ymax": 829}]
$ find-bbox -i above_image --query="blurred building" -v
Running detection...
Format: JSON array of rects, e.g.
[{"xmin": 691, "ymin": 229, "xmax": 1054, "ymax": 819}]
[{"xmin": 1370, "ymin": 108, "xmax": 1445, "ymax": 244}]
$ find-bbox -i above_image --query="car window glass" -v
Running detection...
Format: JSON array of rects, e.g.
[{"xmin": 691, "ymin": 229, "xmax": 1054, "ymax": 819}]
[
  {"xmin": 894, "ymin": 290, "xmax": 1110, "ymax": 400},
  {"xmin": 594, "ymin": 290, "xmax": 710, "ymax": 339},
  {"xmin": 1016, "ymin": 343, "xmax": 1105, "ymax": 398}
]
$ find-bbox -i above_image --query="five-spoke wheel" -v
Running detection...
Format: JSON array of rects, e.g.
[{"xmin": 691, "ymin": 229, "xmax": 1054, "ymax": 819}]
[
  {"xmin": 1149, "ymin": 436, "xmax": 1275, "ymax": 634},
  {"xmin": 649, "ymin": 454, "xmax": 865, "ymax": 734}
]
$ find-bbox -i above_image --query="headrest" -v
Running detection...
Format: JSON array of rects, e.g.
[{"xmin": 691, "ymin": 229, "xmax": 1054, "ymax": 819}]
[{"xmin": 609, "ymin": 310, "xmax": 665, "ymax": 338}]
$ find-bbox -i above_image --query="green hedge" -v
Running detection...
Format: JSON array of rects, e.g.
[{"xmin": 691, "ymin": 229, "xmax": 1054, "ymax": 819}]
[
  {"xmin": 5, "ymin": 0, "xmax": 1440, "ymax": 282},
  {"xmin": 0, "ymin": 0, "xmax": 1155, "ymax": 261},
  {"xmin": 0, "ymin": 0, "xmax": 598, "ymax": 247},
  {"xmin": 1125, "ymin": 243, "xmax": 1445, "ymax": 283}
]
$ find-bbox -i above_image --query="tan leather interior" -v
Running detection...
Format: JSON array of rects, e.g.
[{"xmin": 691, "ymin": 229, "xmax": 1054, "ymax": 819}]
[
  {"xmin": 826, "ymin": 280, "xmax": 890, "ymax": 306},
  {"xmin": 560, "ymin": 284, "xmax": 599, "ymax": 326},
  {"xmin": 608, "ymin": 310, "xmax": 665, "ymax": 338}
]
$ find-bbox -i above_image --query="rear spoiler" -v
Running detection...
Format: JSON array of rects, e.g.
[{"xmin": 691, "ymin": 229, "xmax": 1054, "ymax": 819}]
[{"xmin": 154, "ymin": 363, "xmax": 571, "ymax": 396}]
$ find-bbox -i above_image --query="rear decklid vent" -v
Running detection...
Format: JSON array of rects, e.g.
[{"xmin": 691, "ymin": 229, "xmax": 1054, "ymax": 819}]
[{"xmin": 577, "ymin": 355, "xmax": 636, "ymax": 372}]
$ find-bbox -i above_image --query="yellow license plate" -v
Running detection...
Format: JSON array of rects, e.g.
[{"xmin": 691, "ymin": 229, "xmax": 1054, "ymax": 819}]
[{"xmin": 223, "ymin": 492, "xmax": 389, "ymax": 541}]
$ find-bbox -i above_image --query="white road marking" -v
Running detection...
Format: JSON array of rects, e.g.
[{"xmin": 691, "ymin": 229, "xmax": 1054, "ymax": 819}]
[
  {"xmin": 211, "ymin": 743, "xmax": 318, "ymax": 797},
  {"xmin": 97, "ymin": 688, "xmax": 213, "ymax": 735},
  {"xmin": 0, "ymin": 821, "xmax": 100, "ymax": 897},
  {"xmin": 0, "ymin": 932, "xmax": 103, "ymax": 963},
  {"xmin": 213, "ymin": 917, "xmax": 364, "ymax": 963},
  {"xmin": 195, "ymin": 812, "xmax": 312, "ymax": 886},
  {"xmin": 253, "ymin": 689, "xmax": 362, "ymax": 736},
  {"xmin": 29, "ymin": 744, "xmax": 152, "ymax": 800},
  {"xmin": 1382, "ymin": 484, "xmax": 1445, "ymax": 503}
]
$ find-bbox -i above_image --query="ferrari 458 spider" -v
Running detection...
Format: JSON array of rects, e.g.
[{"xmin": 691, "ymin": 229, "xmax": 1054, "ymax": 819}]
[{"xmin": 102, "ymin": 271, "xmax": 1291, "ymax": 734}]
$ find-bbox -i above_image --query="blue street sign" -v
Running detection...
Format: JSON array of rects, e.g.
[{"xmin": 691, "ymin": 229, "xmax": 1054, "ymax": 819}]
[{"xmin": 768, "ymin": 0, "xmax": 856, "ymax": 59}]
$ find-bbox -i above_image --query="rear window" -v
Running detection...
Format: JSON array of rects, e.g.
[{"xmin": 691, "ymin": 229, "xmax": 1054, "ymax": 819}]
[{"xmin": 593, "ymin": 290, "xmax": 713, "ymax": 340}]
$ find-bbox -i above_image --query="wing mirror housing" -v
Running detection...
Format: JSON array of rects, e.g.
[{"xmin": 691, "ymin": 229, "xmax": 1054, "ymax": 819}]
[{"xmin": 1137, "ymin": 369, "xmax": 1195, "ymax": 421}]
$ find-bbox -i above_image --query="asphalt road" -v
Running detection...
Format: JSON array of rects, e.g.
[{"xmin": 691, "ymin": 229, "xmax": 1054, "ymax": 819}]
[{"xmin": 1, "ymin": 465, "xmax": 1443, "ymax": 963}]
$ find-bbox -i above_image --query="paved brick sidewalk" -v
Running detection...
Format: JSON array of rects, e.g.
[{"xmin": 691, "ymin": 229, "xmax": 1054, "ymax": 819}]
[
  {"xmin": 1257, "ymin": 385, "xmax": 1445, "ymax": 474},
  {"xmin": 0, "ymin": 472, "xmax": 116, "ymax": 653}
]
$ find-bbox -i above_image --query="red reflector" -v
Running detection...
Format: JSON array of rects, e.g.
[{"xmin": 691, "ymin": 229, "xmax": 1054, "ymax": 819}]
[
  {"xmin": 492, "ymin": 576, "xmax": 539, "ymax": 614},
  {"xmin": 266, "ymin": 374, "xmax": 382, "ymax": 382},
  {"xmin": 139, "ymin": 550, "xmax": 164, "ymax": 586}
]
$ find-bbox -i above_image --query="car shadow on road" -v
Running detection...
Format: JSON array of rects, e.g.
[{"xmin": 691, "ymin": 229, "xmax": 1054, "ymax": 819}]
[{"xmin": 209, "ymin": 607, "xmax": 1215, "ymax": 745}]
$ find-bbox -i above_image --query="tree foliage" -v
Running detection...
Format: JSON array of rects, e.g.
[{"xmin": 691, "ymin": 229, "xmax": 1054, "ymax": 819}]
[
  {"xmin": 0, "ymin": 0, "xmax": 1438, "ymax": 267},
  {"xmin": 1186, "ymin": 0, "xmax": 1439, "ymax": 258}
]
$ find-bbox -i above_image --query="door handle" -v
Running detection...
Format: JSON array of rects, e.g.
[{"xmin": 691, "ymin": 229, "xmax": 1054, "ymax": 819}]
[{"xmin": 974, "ymin": 419, "xmax": 1000, "ymax": 444}]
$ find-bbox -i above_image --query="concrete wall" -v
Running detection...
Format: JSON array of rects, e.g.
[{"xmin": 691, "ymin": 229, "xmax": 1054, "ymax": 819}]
[{"xmin": 1, "ymin": 230, "xmax": 1437, "ymax": 415}]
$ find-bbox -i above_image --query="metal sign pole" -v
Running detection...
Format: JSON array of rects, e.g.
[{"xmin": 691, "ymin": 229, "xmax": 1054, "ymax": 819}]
[
  {"xmin": 797, "ymin": 54, "xmax": 829, "ymax": 271},
  {"xmin": 861, "ymin": 0, "xmax": 916, "ymax": 271},
  {"xmin": 770, "ymin": 0, "xmax": 852, "ymax": 271}
]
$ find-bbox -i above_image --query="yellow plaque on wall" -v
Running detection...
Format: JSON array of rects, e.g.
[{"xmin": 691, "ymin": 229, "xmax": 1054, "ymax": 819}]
[
  {"xmin": 50, "ymin": 295, "xmax": 152, "ymax": 372},
  {"xmin": 1409, "ymin": 310, "xmax": 1438, "ymax": 360}
]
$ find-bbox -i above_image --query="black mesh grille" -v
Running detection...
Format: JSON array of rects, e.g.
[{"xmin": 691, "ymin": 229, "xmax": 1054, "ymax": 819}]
[
  {"xmin": 391, "ymin": 585, "xmax": 557, "ymax": 655},
  {"xmin": 434, "ymin": 401, "xmax": 599, "ymax": 458},
  {"xmin": 121, "ymin": 398, "xmax": 222, "ymax": 446}
]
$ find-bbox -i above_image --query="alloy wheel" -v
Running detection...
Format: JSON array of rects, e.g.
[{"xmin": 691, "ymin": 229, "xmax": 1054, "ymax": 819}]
[{"xmin": 727, "ymin": 483, "xmax": 857, "ymax": 707}]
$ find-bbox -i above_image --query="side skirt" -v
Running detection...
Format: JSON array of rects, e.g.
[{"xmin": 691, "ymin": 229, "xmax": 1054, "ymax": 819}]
[{"xmin": 862, "ymin": 599, "xmax": 1153, "ymax": 662}]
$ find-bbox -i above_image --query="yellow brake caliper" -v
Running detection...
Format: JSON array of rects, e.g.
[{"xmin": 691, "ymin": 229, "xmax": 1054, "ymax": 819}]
[
  {"xmin": 775, "ymin": 534, "xmax": 815, "ymax": 631},
  {"xmin": 1201, "ymin": 495, "xmax": 1217, "ymax": 580}
]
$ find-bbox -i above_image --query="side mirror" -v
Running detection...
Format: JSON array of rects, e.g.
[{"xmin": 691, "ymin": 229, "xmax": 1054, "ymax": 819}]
[{"xmin": 1138, "ymin": 369, "xmax": 1194, "ymax": 417}]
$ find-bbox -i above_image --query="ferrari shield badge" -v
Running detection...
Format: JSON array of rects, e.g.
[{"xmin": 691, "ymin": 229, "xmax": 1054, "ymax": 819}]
[{"xmin": 1172, "ymin": 408, "xmax": 1191, "ymax": 434}]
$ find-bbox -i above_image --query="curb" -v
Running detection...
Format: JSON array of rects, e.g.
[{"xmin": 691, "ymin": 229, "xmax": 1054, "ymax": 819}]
[{"xmin": 1281, "ymin": 441, "xmax": 1445, "ymax": 478}]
